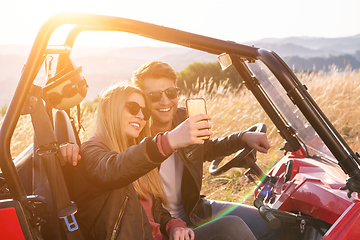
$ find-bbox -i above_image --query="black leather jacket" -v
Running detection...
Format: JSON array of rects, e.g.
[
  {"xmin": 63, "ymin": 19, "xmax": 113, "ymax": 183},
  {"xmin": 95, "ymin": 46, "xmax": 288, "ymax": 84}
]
[
  {"xmin": 70, "ymin": 137, "xmax": 174, "ymax": 240},
  {"xmin": 173, "ymin": 108, "xmax": 246, "ymax": 225}
]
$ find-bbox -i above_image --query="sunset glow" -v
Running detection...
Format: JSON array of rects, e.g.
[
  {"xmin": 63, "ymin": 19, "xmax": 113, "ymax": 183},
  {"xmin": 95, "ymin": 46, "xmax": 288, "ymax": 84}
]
[{"xmin": 1, "ymin": 0, "xmax": 360, "ymax": 48}]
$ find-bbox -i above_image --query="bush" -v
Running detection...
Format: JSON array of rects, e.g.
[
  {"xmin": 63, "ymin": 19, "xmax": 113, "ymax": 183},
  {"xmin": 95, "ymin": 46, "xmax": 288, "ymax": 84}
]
[{"xmin": 177, "ymin": 62, "xmax": 242, "ymax": 93}]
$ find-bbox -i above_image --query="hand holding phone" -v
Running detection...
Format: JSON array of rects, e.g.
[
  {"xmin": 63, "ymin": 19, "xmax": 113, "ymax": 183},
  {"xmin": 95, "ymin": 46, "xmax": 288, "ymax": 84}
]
[{"xmin": 186, "ymin": 98, "xmax": 210, "ymax": 139}]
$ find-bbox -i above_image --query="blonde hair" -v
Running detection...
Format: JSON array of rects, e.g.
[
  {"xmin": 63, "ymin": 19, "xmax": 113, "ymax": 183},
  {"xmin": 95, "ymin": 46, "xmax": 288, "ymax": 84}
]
[{"xmin": 94, "ymin": 83, "xmax": 166, "ymax": 203}]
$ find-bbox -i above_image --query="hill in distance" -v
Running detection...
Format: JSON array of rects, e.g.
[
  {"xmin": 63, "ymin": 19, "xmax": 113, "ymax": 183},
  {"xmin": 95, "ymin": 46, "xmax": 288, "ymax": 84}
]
[
  {"xmin": 249, "ymin": 34, "xmax": 360, "ymax": 58},
  {"xmin": 0, "ymin": 34, "xmax": 360, "ymax": 106}
]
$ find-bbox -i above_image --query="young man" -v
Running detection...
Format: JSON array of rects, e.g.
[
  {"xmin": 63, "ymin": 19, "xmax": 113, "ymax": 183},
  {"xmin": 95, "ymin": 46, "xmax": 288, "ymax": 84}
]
[
  {"xmin": 130, "ymin": 60, "xmax": 280, "ymax": 240},
  {"xmin": 61, "ymin": 60, "xmax": 280, "ymax": 239}
]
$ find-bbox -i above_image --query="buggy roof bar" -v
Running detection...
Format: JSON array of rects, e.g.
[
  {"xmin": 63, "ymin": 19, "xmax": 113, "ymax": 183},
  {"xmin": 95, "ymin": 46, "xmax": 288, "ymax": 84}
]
[
  {"xmin": 1, "ymin": 13, "xmax": 359, "ymax": 201},
  {"xmin": 0, "ymin": 12, "xmax": 259, "ymax": 201}
]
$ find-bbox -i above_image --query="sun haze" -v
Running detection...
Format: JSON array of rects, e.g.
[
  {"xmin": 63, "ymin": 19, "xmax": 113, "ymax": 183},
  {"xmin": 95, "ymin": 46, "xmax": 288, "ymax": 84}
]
[{"xmin": 1, "ymin": 0, "xmax": 360, "ymax": 48}]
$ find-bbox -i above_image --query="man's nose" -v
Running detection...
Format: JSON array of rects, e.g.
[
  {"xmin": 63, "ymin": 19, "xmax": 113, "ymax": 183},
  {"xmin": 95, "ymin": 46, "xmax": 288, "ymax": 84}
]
[{"xmin": 159, "ymin": 92, "xmax": 171, "ymax": 104}]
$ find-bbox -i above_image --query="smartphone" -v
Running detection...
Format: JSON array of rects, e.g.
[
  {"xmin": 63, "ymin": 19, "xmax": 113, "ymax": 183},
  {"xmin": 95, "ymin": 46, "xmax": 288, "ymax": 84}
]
[{"xmin": 186, "ymin": 98, "xmax": 210, "ymax": 139}]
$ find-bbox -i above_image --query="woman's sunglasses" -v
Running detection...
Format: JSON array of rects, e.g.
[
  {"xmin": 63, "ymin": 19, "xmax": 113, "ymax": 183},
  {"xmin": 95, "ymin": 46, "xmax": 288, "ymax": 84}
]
[
  {"xmin": 147, "ymin": 87, "xmax": 179, "ymax": 102},
  {"xmin": 125, "ymin": 101, "xmax": 151, "ymax": 121}
]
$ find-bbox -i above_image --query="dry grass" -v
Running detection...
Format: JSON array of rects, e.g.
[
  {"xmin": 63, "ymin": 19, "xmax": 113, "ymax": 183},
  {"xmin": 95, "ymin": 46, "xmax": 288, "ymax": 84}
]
[
  {"xmin": 198, "ymin": 67, "xmax": 360, "ymax": 205},
  {"xmin": 4, "ymin": 67, "xmax": 360, "ymax": 205},
  {"xmin": 1, "ymin": 115, "xmax": 34, "ymax": 157}
]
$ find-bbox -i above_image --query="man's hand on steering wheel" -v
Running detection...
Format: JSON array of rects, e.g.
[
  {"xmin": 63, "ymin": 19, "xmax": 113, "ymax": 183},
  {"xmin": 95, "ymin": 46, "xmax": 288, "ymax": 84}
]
[
  {"xmin": 241, "ymin": 132, "xmax": 270, "ymax": 154},
  {"xmin": 210, "ymin": 123, "xmax": 269, "ymax": 176}
]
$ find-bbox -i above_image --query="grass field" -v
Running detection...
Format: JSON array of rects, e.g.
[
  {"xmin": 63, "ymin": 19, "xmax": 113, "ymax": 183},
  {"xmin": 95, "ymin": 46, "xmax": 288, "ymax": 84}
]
[{"xmin": 5, "ymin": 66, "xmax": 360, "ymax": 205}]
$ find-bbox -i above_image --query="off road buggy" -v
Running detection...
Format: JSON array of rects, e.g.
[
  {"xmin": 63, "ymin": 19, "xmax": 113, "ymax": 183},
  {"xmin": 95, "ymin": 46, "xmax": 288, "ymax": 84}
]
[{"xmin": 0, "ymin": 13, "xmax": 359, "ymax": 240}]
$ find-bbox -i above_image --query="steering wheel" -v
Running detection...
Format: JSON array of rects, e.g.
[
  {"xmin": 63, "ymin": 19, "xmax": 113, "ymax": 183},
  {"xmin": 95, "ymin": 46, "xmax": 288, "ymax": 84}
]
[{"xmin": 209, "ymin": 123, "xmax": 267, "ymax": 176}]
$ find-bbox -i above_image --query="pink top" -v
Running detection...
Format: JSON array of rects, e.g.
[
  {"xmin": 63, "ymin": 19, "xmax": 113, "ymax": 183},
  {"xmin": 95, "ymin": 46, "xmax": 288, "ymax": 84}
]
[{"xmin": 140, "ymin": 194, "xmax": 187, "ymax": 240}]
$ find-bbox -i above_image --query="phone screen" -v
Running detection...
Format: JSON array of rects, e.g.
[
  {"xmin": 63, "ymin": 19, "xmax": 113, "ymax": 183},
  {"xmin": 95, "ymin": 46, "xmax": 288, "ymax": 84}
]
[{"xmin": 186, "ymin": 98, "xmax": 209, "ymax": 139}]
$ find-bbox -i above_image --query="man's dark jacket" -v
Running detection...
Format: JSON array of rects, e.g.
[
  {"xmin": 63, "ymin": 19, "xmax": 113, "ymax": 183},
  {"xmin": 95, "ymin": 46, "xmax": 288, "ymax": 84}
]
[{"xmin": 173, "ymin": 108, "xmax": 246, "ymax": 225}]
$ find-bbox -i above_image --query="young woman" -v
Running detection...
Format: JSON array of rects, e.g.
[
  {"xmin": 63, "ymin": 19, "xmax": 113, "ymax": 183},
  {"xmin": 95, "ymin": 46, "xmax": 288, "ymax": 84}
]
[
  {"xmin": 64, "ymin": 83, "xmax": 256, "ymax": 240},
  {"xmin": 67, "ymin": 83, "xmax": 199, "ymax": 240}
]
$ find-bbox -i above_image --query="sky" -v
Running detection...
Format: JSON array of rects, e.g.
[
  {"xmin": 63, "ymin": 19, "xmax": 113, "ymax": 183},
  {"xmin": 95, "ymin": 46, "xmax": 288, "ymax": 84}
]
[{"xmin": 1, "ymin": 0, "xmax": 360, "ymax": 48}]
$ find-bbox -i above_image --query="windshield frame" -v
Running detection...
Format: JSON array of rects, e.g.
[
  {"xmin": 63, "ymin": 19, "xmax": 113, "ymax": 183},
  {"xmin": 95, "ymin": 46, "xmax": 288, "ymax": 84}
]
[
  {"xmin": 240, "ymin": 50, "xmax": 359, "ymax": 175},
  {"xmin": 245, "ymin": 59, "xmax": 337, "ymax": 163}
]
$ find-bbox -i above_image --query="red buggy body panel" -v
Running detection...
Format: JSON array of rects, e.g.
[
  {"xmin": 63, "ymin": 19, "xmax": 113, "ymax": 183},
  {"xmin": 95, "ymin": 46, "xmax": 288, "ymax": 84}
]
[
  {"xmin": 266, "ymin": 149, "xmax": 360, "ymax": 239},
  {"xmin": 322, "ymin": 202, "xmax": 360, "ymax": 239}
]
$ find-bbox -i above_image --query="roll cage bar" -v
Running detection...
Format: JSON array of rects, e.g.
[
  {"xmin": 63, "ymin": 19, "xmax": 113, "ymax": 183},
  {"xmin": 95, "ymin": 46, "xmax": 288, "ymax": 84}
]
[{"xmin": 1, "ymin": 12, "xmax": 359, "ymax": 202}]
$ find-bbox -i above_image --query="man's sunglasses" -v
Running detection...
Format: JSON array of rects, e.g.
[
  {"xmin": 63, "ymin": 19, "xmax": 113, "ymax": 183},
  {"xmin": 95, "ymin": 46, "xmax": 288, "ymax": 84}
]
[
  {"xmin": 125, "ymin": 101, "xmax": 151, "ymax": 121},
  {"xmin": 147, "ymin": 87, "xmax": 179, "ymax": 102}
]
